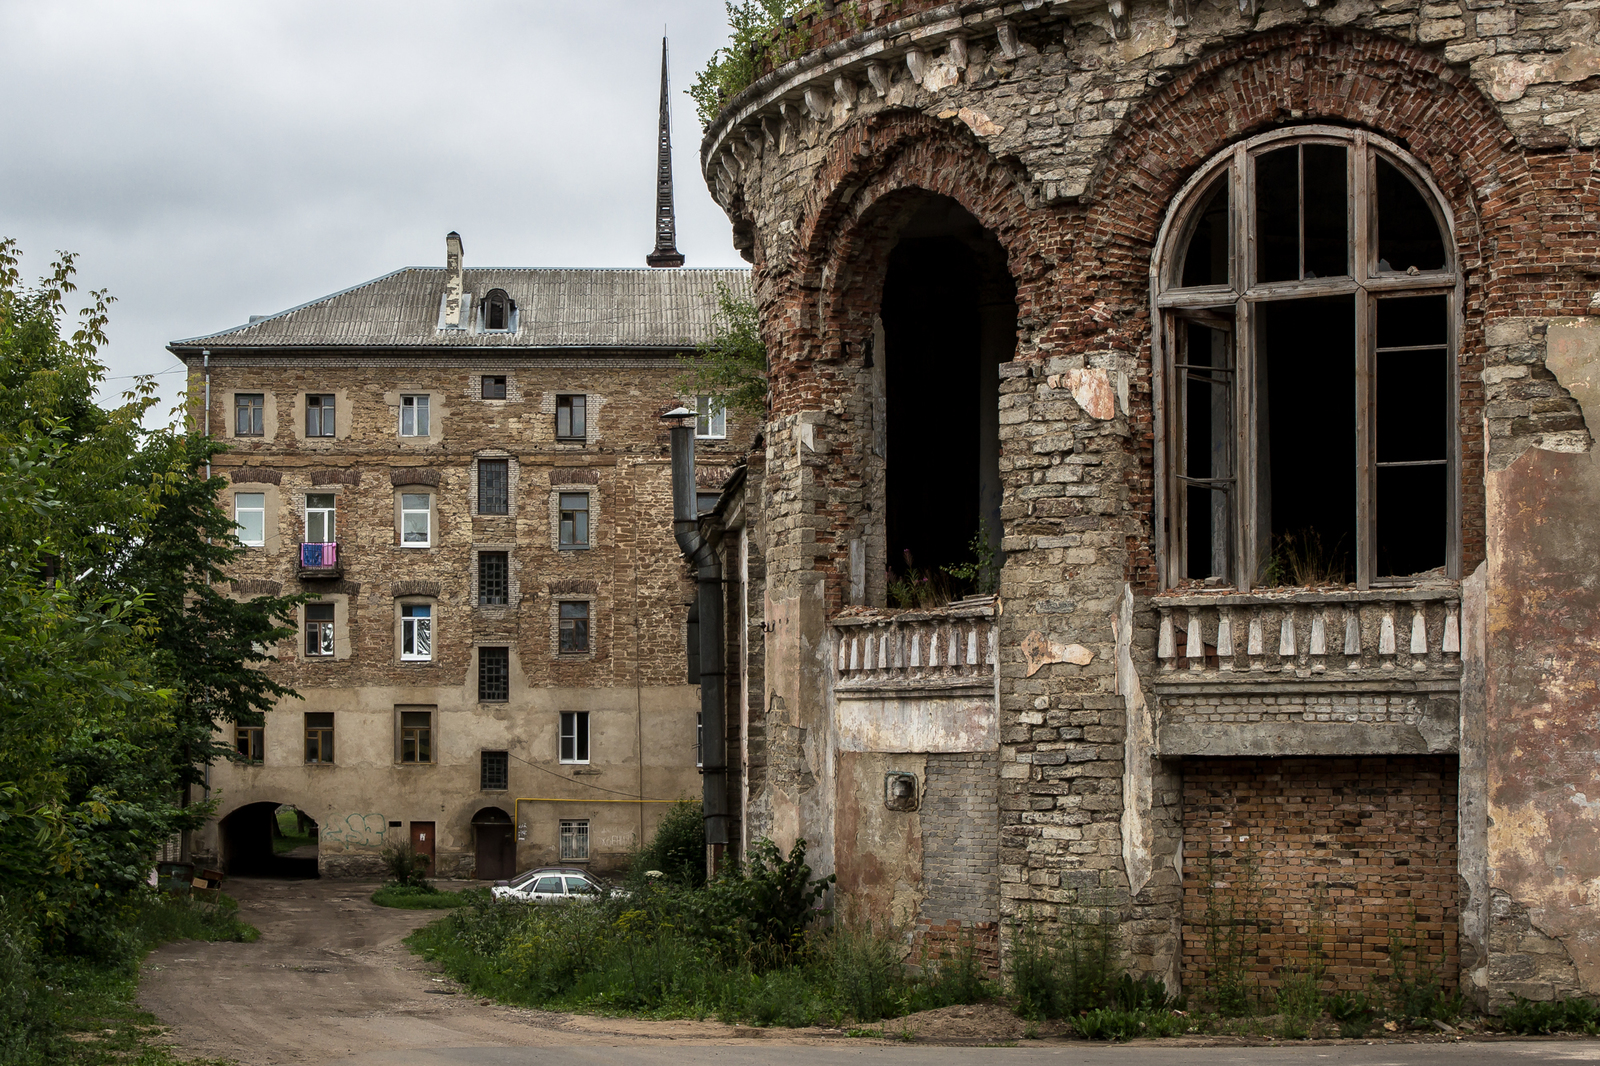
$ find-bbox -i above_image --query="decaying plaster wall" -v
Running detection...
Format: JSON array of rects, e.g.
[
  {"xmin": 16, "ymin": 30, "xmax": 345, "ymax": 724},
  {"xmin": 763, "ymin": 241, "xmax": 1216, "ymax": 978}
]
[{"xmin": 1484, "ymin": 316, "xmax": 1600, "ymax": 1006}]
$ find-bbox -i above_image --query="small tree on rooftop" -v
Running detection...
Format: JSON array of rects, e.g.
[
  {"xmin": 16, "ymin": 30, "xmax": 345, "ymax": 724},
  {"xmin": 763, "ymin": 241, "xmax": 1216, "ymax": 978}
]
[{"xmin": 676, "ymin": 281, "xmax": 767, "ymax": 425}]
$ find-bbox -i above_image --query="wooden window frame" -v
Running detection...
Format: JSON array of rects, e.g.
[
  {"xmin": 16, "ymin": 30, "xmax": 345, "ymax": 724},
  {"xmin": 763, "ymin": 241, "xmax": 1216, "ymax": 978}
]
[
  {"xmin": 555, "ymin": 394, "xmax": 587, "ymax": 441},
  {"xmin": 558, "ymin": 600, "xmax": 590, "ymax": 655},
  {"xmin": 305, "ymin": 602, "xmax": 335, "ymax": 657},
  {"xmin": 235, "ymin": 393, "xmax": 265, "ymax": 436},
  {"xmin": 304, "ymin": 712, "xmax": 334, "ymax": 764},
  {"xmin": 399, "ymin": 709, "xmax": 433, "ymax": 764},
  {"xmin": 1151, "ymin": 126, "xmax": 1462, "ymax": 591},
  {"xmin": 235, "ymin": 725, "xmax": 264, "ymax": 763}
]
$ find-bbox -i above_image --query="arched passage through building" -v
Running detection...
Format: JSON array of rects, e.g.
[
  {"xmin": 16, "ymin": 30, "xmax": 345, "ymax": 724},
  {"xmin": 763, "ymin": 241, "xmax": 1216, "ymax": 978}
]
[
  {"xmin": 218, "ymin": 801, "xmax": 320, "ymax": 878},
  {"xmin": 870, "ymin": 192, "xmax": 1016, "ymax": 598}
]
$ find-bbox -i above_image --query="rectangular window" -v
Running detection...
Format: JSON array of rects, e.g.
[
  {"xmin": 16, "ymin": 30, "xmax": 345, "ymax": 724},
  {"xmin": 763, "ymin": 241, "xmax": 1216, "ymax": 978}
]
[
  {"xmin": 559, "ymin": 711, "xmax": 590, "ymax": 764},
  {"xmin": 235, "ymin": 393, "xmax": 264, "ymax": 436},
  {"xmin": 400, "ymin": 710, "xmax": 433, "ymax": 764},
  {"xmin": 697, "ymin": 711, "xmax": 703, "ymax": 769},
  {"xmin": 401, "ymin": 493, "xmax": 431, "ymax": 546},
  {"xmin": 304, "ymin": 712, "xmax": 334, "ymax": 764},
  {"xmin": 401, "ymin": 604, "xmax": 432, "ymax": 661},
  {"xmin": 556, "ymin": 394, "xmax": 586, "ymax": 440},
  {"xmin": 478, "ymin": 551, "xmax": 508, "ymax": 606},
  {"xmin": 400, "ymin": 394, "xmax": 430, "ymax": 436},
  {"xmin": 478, "ymin": 459, "xmax": 509, "ymax": 515},
  {"xmin": 695, "ymin": 395, "xmax": 726, "ymax": 439},
  {"xmin": 236, "ymin": 725, "xmax": 264, "ymax": 763},
  {"xmin": 478, "ymin": 646, "xmax": 510, "ymax": 701},
  {"xmin": 306, "ymin": 394, "xmax": 335, "ymax": 437},
  {"xmin": 305, "ymin": 493, "xmax": 335, "ymax": 544},
  {"xmin": 559, "ymin": 601, "xmax": 589, "ymax": 654},
  {"xmin": 558, "ymin": 492, "xmax": 589, "ymax": 548},
  {"xmin": 235, "ymin": 492, "xmax": 266, "ymax": 546},
  {"xmin": 480, "ymin": 750, "xmax": 509, "ymax": 791},
  {"xmin": 305, "ymin": 603, "xmax": 335, "ymax": 656},
  {"xmin": 482, "ymin": 375, "xmax": 507, "ymax": 400},
  {"xmin": 559, "ymin": 819, "xmax": 590, "ymax": 861}
]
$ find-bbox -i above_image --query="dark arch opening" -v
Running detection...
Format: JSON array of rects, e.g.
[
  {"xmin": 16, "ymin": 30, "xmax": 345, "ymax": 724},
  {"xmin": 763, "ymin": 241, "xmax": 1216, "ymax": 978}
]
[
  {"xmin": 471, "ymin": 805, "xmax": 516, "ymax": 880},
  {"xmin": 219, "ymin": 801, "xmax": 319, "ymax": 878},
  {"xmin": 879, "ymin": 194, "xmax": 1016, "ymax": 598}
]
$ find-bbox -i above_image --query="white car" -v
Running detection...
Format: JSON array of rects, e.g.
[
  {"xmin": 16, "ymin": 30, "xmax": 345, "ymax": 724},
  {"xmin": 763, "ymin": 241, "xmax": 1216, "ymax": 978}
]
[{"xmin": 491, "ymin": 866, "xmax": 615, "ymax": 903}]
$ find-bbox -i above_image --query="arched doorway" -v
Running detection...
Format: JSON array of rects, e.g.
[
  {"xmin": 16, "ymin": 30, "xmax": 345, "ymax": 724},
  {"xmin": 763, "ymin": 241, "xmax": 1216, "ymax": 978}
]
[
  {"xmin": 219, "ymin": 801, "xmax": 319, "ymax": 878},
  {"xmin": 471, "ymin": 806, "xmax": 515, "ymax": 880},
  {"xmin": 876, "ymin": 192, "xmax": 1015, "ymax": 597}
]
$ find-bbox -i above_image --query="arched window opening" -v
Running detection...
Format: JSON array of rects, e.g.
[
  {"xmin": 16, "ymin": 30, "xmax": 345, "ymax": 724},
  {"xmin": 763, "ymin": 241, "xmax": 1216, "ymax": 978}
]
[
  {"xmin": 482, "ymin": 288, "xmax": 515, "ymax": 332},
  {"xmin": 875, "ymin": 194, "xmax": 1015, "ymax": 603},
  {"xmin": 1155, "ymin": 127, "xmax": 1458, "ymax": 590}
]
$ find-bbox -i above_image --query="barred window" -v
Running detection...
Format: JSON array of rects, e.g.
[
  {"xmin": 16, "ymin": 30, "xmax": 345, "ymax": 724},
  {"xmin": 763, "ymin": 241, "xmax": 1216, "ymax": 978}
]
[
  {"xmin": 479, "ymin": 459, "xmax": 509, "ymax": 515},
  {"xmin": 478, "ymin": 646, "xmax": 510, "ymax": 701},
  {"xmin": 478, "ymin": 551, "xmax": 508, "ymax": 606},
  {"xmin": 559, "ymin": 819, "xmax": 590, "ymax": 861},
  {"xmin": 481, "ymin": 750, "xmax": 509, "ymax": 791}
]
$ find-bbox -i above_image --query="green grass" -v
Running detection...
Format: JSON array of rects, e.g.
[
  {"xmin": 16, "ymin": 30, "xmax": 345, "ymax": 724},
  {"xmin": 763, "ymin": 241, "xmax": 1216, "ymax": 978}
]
[
  {"xmin": 21, "ymin": 893, "xmax": 257, "ymax": 1066},
  {"xmin": 273, "ymin": 807, "xmax": 317, "ymax": 854},
  {"xmin": 371, "ymin": 883, "xmax": 468, "ymax": 909}
]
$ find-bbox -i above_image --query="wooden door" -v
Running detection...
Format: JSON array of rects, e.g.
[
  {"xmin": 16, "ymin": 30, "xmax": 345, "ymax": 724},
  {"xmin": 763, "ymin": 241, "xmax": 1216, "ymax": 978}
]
[
  {"xmin": 475, "ymin": 824, "xmax": 513, "ymax": 880},
  {"xmin": 410, "ymin": 821, "xmax": 435, "ymax": 871}
]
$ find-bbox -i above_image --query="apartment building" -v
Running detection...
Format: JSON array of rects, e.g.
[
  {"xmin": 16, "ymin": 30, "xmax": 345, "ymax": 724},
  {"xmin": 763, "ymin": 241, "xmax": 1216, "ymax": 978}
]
[{"xmin": 171, "ymin": 234, "xmax": 749, "ymax": 879}]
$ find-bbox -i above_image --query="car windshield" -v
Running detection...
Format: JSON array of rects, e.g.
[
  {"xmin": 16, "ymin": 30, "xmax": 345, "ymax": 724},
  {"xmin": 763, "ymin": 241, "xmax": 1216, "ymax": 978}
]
[{"xmin": 505, "ymin": 870, "xmax": 541, "ymax": 888}]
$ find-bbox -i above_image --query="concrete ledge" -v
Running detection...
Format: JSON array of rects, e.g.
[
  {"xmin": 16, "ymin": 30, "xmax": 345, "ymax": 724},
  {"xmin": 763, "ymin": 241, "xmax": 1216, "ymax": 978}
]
[{"xmin": 1157, "ymin": 720, "xmax": 1459, "ymax": 757}]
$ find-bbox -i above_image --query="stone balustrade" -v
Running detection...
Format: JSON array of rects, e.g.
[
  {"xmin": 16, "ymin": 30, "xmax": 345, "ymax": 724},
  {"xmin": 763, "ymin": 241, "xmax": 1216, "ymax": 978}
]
[
  {"xmin": 1152, "ymin": 588, "xmax": 1462, "ymax": 679},
  {"xmin": 831, "ymin": 598, "xmax": 999, "ymax": 686}
]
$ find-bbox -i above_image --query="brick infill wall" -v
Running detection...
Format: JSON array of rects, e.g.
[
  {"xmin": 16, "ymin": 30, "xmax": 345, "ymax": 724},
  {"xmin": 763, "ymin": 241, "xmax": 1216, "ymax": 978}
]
[{"xmin": 1182, "ymin": 756, "xmax": 1459, "ymax": 1001}]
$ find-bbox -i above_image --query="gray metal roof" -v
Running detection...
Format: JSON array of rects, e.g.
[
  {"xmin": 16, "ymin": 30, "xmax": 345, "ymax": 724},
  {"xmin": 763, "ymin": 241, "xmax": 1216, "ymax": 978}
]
[{"xmin": 169, "ymin": 267, "xmax": 752, "ymax": 351}]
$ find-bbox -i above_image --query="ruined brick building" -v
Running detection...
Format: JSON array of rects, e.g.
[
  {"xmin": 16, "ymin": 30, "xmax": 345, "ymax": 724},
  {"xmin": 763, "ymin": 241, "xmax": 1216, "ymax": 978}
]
[
  {"xmin": 690, "ymin": 0, "xmax": 1600, "ymax": 1009},
  {"xmin": 170, "ymin": 44, "xmax": 753, "ymax": 879}
]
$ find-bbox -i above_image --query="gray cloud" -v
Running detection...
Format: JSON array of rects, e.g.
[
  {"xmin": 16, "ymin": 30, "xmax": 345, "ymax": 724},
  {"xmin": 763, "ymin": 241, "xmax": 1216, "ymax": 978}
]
[{"xmin": 0, "ymin": 0, "xmax": 740, "ymax": 420}]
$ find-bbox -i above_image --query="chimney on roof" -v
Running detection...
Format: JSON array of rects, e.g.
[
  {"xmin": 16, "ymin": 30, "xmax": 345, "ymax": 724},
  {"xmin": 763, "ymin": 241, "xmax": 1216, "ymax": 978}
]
[
  {"xmin": 646, "ymin": 38, "xmax": 686, "ymax": 268},
  {"xmin": 444, "ymin": 231, "xmax": 465, "ymax": 327}
]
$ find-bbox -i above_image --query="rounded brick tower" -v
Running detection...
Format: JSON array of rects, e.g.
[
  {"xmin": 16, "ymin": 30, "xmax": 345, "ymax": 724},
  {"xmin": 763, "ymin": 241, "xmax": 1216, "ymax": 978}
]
[{"xmin": 700, "ymin": 0, "xmax": 1600, "ymax": 1010}]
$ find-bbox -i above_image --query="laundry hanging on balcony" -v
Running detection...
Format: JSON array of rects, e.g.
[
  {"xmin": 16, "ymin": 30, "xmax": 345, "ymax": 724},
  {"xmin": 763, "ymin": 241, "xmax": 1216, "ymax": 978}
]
[{"xmin": 301, "ymin": 542, "xmax": 338, "ymax": 568}]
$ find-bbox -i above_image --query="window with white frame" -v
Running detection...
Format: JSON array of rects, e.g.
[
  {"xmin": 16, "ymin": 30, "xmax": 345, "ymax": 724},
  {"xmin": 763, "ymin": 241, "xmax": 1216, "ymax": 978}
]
[
  {"xmin": 401, "ymin": 603, "xmax": 432, "ymax": 661},
  {"xmin": 235, "ymin": 492, "xmax": 266, "ymax": 546},
  {"xmin": 559, "ymin": 711, "xmax": 590, "ymax": 764},
  {"xmin": 400, "ymin": 394, "xmax": 430, "ymax": 436},
  {"xmin": 1155, "ymin": 127, "xmax": 1458, "ymax": 591},
  {"xmin": 235, "ymin": 393, "xmax": 264, "ymax": 436},
  {"xmin": 695, "ymin": 395, "xmax": 726, "ymax": 439},
  {"xmin": 305, "ymin": 493, "xmax": 335, "ymax": 543},
  {"xmin": 400, "ymin": 493, "xmax": 431, "ymax": 547},
  {"xmin": 559, "ymin": 819, "xmax": 590, "ymax": 861}
]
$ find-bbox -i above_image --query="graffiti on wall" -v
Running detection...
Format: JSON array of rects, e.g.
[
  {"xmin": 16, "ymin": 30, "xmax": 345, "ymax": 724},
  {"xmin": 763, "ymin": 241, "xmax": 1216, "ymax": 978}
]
[{"xmin": 321, "ymin": 813, "xmax": 388, "ymax": 847}]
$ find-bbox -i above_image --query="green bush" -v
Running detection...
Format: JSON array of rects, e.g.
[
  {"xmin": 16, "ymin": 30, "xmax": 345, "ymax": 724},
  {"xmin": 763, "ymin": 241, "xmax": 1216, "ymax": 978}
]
[
  {"xmin": 631, "ymin": 799, "xmax": 706, "ymax": 888},
  {"xmin": 1329, "ymin": 991, "xmax": 1377, "ymax": 1037},
  {"xmin": 381, "ymin": 842, "xmax": 433, "ymax": 889},
  {"xmin": 1009, "ymin": 905, "xmax": 1122, "ymax": 1020},
  {"xmin": 372, "ymin": 884, "xmax": 466, "ymax": 909},
  {"xmin": 1074, "ymin": 1008, "xmax": 1186, "ymax": 1041},
  {"xmin": 1500, "ymin": 996, "xmax": 1600, "ymax": 1035}
]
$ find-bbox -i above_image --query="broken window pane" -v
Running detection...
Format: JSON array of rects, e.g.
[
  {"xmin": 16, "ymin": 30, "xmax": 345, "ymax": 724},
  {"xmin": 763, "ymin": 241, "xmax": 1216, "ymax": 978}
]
[
  {"xmin": 1180, "ymin": 178, "xmax": 1231, "ymax": 288},
  {"xmin": 1376, "ymin": 157, "xmax": 1447, "ymax": 273},
  {"xmin": 1256, "ymin": 147, "xmax": 1300, "ymax": 283},
  {"xmin": 1302, "ymin": 145, "xmax": 1349, "ymax": 279}
]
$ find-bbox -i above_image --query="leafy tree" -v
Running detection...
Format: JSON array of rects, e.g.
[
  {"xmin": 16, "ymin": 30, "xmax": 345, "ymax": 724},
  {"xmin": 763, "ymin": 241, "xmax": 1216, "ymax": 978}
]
[
  {"xmin": 675, "ymin": 281, "xmax": 768, "ymax": 423},
  {"xmin": 0, "ymin": 238, "xmax": 297, "ymax": 953},
  {"xmin": 689, "ymin": 1, "xmax": 812, "ymax": 125}
]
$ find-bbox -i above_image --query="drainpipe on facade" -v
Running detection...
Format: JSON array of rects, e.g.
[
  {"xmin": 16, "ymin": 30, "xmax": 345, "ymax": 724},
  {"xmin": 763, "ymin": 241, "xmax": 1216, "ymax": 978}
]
[{"xmin": 666, "ymin": 409, "xmax": 729, "ymax": 854}]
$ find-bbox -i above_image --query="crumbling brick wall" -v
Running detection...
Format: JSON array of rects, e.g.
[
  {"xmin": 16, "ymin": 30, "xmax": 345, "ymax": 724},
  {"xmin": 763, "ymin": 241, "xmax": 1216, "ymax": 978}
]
[{"xmin": 914, "ymin": 753, "xmax": 1003, "ymax": 974}]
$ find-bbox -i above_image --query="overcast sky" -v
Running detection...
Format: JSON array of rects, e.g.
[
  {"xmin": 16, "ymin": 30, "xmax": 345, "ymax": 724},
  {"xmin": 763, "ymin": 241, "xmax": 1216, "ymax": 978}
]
[{"xmin": 0, "ymin": 1, "xmax": 742, "ymax": 424}]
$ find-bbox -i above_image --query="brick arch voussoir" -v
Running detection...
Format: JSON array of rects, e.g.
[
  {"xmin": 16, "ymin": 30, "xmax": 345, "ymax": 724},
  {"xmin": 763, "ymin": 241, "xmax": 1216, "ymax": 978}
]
[
  {"xmin": 761, "ymin": 113, "xmax": 1057, "ymax": 408},
  {"xmin": 1083, "ymin": 26, "xmax": 1526, "ymax": 262}
]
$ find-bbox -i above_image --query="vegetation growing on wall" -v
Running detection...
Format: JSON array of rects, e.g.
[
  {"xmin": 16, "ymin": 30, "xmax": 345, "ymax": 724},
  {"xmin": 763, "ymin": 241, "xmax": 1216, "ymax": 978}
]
[
  {"xmin": 676, "ymin": 281, "xmax": 767, "ymax": 422},
  {"xmin": 689, "ymin": 1, "xmax": 813, "ymax": 125}
]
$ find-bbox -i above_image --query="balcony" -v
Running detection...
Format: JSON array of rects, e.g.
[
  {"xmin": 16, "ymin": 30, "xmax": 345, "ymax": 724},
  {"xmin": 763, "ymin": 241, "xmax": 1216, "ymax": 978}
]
[
  {"xmin": 828, "ymin": 597, "xmax": 999, "ymax": 754},
  {"xmin": 297, "ymin": 542, "xmax": 343, "ymax": 580},
  {"xmin": 1149, "ymin": 587, "xmax": 1464, "ymax": 758}
]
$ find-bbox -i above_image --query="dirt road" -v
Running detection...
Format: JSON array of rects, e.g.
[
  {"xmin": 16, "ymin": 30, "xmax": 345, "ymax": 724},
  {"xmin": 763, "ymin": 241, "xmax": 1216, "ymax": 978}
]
[{"xmin": 137, "ymin": 876, "xmax": 792, "ymax": 1065}]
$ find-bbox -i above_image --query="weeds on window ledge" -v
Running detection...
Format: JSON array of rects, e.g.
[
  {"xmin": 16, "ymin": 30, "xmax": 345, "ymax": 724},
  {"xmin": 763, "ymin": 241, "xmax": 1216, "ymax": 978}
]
[
  {"xmin": 887, "ymin": 550, "xmax": 956, "ymax": 609},
  {"xmin": 1261, "ymin": 528, "xmax": 1353, "ymax": 588}
]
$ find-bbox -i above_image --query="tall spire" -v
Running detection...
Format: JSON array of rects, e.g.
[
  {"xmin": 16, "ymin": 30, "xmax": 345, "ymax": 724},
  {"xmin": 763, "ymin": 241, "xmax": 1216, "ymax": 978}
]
[{"xmin": 646, "ymin": 37, "xmax": 686, "ymax": 268}]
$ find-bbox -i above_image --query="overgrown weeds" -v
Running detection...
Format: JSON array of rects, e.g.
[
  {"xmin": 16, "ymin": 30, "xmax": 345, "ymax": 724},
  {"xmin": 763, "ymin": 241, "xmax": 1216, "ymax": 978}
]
[
  {"xmin": 372, "ymin": 883, "xmax": 467, "ymax": 909},
  {"xmin": 381, "ymin": 841, "xmax": 433, "ymax": 888},
  {"xmin": 1499, "ymin": 996, "xmax": 1600, "ymax": 1034}
]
